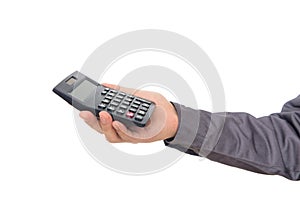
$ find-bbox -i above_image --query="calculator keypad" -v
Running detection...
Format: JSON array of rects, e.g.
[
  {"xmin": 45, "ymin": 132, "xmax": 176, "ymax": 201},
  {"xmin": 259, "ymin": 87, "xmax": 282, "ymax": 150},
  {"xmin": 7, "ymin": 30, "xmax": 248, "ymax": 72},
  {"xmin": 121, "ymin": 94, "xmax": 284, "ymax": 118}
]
[{"xmin": 97, "ymin": 88, "xmax": 154, "ymax": 126}]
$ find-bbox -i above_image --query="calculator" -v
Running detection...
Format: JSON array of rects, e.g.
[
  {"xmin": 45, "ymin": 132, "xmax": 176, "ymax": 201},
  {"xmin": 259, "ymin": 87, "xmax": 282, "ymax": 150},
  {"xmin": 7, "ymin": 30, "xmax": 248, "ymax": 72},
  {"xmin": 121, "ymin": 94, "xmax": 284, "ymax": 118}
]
[{"xmin": 53, "ymin": 71, "xmax": 156, "ymax": 127}]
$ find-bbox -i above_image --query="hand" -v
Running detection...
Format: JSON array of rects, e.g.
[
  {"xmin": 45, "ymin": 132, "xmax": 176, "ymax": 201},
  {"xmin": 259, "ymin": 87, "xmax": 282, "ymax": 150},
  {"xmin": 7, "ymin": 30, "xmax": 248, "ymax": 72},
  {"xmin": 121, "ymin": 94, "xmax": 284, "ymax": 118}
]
[{"xmin": 79, "ymin": 84, "xmax": 179, "ymax": 143}]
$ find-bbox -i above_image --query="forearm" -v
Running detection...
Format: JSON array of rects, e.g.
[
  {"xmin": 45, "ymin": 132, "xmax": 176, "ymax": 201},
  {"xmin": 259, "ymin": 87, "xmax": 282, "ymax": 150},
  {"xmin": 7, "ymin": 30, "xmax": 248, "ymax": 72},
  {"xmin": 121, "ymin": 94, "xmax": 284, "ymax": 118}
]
[{"xmin": 165, "ymin": 96, "xmax": 300, "ymax": 180}]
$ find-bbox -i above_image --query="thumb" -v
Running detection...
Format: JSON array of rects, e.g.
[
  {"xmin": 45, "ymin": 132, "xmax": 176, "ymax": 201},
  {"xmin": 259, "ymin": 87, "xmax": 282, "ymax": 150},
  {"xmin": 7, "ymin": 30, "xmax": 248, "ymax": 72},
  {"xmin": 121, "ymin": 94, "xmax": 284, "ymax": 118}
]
[
  {"xmin": 101, "ymin": 83, "xmax": 119, "ymax": 90},
  {"xmin": 101, "ymin": 83, "xmax": 138, "ymax": 95}
]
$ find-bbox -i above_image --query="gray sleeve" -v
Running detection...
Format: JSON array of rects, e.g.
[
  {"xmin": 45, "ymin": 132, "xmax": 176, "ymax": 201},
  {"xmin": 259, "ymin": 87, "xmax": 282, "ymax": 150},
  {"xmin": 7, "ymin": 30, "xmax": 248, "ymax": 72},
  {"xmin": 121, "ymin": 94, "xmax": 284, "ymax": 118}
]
[{"xmin": 164, "ymin": 95, "xmax": 300, "ymax": 180}]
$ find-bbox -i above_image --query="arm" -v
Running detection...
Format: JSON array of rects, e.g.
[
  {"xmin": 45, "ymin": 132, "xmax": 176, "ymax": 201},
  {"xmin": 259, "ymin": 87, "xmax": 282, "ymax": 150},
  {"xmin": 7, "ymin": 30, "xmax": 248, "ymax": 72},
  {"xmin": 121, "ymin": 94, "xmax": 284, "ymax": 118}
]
[
  {"xmin": 79, "ymin": 83, "xmax": 300, "ymax": 180},
  {"xmin": 165, "ymin": 95, "xmax": 300, "ymax": 180}
]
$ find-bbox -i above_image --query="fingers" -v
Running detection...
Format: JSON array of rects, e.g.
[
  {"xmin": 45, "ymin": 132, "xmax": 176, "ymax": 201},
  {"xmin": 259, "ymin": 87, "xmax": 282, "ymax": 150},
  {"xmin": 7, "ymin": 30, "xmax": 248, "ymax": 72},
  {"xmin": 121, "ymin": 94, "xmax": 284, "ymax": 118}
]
[
  {"xmin": 79, "ymin": 111, "xmax": 102, "ymax": 133},
  {"xmin": 101, "ymin": 83, "xmax": 119, "ymax": 90},
  {"xmin": 80, "ymin": 111, "xmax": 154, "ymax": 143},
  {"xmin": 80, "ymin": 111, "xmax": 128, "ymax": 143},
  {"xmin": 79, "ymin": 111, "xmax": 122, "ymax": 143},
  {"xmin": 112, "ymin": 121, "xmax": 142, "ymax": 143},
  {"xmin": 98, "ymin": 111, "xmax": 122, "ymax": 143}
]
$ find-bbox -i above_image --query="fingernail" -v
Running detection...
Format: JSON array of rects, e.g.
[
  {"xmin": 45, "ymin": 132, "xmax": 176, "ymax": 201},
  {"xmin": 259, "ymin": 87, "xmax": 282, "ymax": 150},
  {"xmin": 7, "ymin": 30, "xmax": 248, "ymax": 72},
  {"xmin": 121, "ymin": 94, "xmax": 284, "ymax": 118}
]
[
  {"xmin": 114, "ymin": 122, "xmax": 125, "ymax": 132},
  {"xmin": 113, "ymin": 123, "xmax": 119, "ymax": 130},
  {"xmin": 100, "ymin": 115, "xmax": 107, "ymax": 124},
  {"xmin": 79, "ymin": 112, "xmax": 85, "ymax": 118},
  {"xmin": 79, "ymin": 113, "xmax": 88, "ymax": 120}
]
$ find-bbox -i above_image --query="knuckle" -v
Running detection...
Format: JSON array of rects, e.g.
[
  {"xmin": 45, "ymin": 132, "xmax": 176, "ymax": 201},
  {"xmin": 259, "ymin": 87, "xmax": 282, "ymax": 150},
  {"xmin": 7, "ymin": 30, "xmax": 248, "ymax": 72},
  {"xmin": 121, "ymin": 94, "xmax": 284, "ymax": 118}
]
[{"xmin": 106, "ymin": 137, "xmax": 119, "ymax": 143}]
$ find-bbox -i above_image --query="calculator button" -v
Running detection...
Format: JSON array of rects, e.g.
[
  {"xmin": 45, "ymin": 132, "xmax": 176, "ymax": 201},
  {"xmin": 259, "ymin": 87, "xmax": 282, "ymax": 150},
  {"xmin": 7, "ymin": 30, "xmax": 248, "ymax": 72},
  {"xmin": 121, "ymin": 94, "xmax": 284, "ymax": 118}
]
[
  {"xmin": 98, "ymin": 103, "xmax": 107, "ymax": 109},
  {"xmin": 133, "ymin": 101, "xmax": 141, "ymax": 105},
  {"xmin": 114, "ymin": 98, "xmax": 122, "ymax": 103},
  {"xmin": 116, "ymin": 109, "xmax": 125, "ymax": 115},
  {"xmin": 137, "ymin": 110, "xmax": 146, "ymax": 116},
  {"xmin": 137, "ymin": 98, "xmax": 151, "ymax": 105},
  {"xmin": 101, "ymin": 90, "xmax": 108, "ymax": 95},
  {"xmin": 131, "ymin": 104, "xmax": 139, "ymax": 108},
  {"xmin": 123, "ymin": 101, "xmax": 130, "ymax": 105},
  {"xmin": 104, "ymin": 87, "xmax": 110, "ymax": 91},
  {"xmin": 107, "ymin": 106, "xmax": 116, "ymax": 112},
  {"xmin": 129, "ymin": 108, "xmax": 137, "ymax": 113},
  {"xmin": 110, "ymin": 102, "xmax": 119, "ymax": 107},
  {"xmin": 110, "ymin": 89, "xmax": 117, "ymax": 93},
  {"xmin": 125, "ymin": 98, "xmax": 133, "ymax": 102},
  {"xmin": 142, "ymin": 103, "xmax": 150, "ymax": 108},
  {"xmin": 116, "ymin": 95, "xmax": 124, "ymax": 100},
  {"xmin": 126, "ymin": 111, "xmax": 134, "ymax": 118},
  {"xmin": 108, "ymin": 92, "xmax": 116, "ymax": 97},
  {"xmin": 105, "ymin": 96, "xmax": 113, "ymax": 100},
  {"xmin": 102, "ymin": 99, "xmax": 110, "ymax": 104},
  {"xmin": 135, "ymin": 115, "xmax": 143, "ymax": 121},
  {"xmin": 127, "ymin": 95, "xmax": 134, "ymax": 99},
  {"xmin": 120, "ymin": 105, "xmax": 128, "ymax": 109},
  {"xmin": 140, "ymin": 107, "xmax": 148, "ymax": 112},
  {"xmin": 119, "ymin": 92, "xmax": 126, "ymax": 96},
  {"xmin": 144, "ymin": 100, "xmax": 151, "ymax": 105}
]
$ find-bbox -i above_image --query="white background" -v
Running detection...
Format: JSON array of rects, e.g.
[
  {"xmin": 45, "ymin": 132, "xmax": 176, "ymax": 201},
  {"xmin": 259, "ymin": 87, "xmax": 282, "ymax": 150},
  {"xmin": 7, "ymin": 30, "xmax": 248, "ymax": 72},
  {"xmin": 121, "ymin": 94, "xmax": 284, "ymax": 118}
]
[{"xmin": 1, "ymin": 0, "xmax": 300, "ymax": 201}]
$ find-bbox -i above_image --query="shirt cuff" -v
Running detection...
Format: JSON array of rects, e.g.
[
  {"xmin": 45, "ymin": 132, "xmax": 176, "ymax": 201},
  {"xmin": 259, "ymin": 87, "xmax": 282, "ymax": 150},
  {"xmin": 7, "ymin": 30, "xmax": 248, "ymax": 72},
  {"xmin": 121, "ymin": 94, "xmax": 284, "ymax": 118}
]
[{"xmin": 164, "ymin": 102, "xmax": 212, "ymax": 156}]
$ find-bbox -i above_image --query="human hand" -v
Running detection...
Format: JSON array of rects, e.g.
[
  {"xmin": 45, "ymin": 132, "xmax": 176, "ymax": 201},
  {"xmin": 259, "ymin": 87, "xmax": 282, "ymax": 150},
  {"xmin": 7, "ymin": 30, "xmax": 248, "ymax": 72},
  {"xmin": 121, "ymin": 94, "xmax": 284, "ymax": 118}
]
[{"xmin": 79, "ymin": 84, "xmax": 179, "ymax": 143}]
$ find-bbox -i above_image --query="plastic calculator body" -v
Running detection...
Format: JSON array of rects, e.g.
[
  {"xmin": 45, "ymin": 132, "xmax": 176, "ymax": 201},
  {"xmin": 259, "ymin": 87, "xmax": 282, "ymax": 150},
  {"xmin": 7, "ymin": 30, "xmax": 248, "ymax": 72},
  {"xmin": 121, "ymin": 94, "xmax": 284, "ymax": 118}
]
[{"xmin": 53, "ymin": 71, "xmax": 156, "ymax": 127}]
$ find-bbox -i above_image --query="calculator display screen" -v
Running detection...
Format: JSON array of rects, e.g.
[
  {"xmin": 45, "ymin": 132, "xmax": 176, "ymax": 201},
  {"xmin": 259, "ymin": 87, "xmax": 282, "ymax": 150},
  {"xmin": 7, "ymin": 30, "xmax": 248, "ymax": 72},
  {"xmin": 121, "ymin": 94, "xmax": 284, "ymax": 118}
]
[{"xmin": 70, "ymin": 80, "xmax": 96, "ymax": 102}]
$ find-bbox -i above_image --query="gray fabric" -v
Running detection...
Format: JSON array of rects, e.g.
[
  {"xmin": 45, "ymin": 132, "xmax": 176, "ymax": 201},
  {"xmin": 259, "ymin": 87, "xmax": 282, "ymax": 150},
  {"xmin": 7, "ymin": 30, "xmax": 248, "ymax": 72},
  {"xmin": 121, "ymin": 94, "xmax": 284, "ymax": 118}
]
[{"xmin": 164, "ymin": 95, "xmax": 300, "ymax": 180}]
